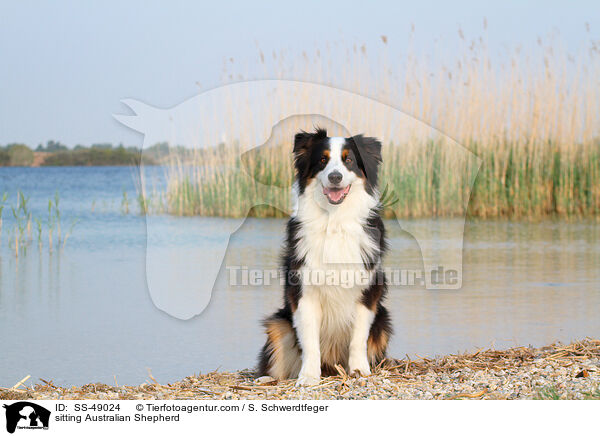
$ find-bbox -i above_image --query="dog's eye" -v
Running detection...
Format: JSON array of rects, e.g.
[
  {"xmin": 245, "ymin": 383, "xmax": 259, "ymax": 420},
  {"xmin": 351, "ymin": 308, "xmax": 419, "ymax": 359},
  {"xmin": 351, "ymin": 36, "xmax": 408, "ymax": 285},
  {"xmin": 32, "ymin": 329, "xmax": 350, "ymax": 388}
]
[
  {"xmin": 345, "ymin": 157, "xmax": 352, "ymax": 164},
  {"xmin": 320, "ymin": 157, "xmax": 327, "ymax": 164}
]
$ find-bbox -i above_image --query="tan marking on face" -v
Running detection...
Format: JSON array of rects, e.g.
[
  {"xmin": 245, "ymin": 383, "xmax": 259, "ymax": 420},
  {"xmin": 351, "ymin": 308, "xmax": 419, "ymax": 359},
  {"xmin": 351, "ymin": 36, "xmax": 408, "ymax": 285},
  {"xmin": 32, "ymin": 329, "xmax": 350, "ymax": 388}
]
[{"xmin": 341, "ymin": 149, "xmax": 349, "ymax": 161}]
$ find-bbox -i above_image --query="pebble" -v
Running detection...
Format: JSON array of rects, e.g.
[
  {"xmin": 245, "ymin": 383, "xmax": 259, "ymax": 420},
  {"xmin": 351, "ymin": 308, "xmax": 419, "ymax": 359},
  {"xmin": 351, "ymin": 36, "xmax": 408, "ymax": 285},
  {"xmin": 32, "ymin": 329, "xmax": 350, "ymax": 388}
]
[
  {"xmin": 5, "ymin": 339, "xmax": 599, "ymax": 401},
  {"xmin": 255, "ymin": 376, "xmax": 275, "ymax": 384}
]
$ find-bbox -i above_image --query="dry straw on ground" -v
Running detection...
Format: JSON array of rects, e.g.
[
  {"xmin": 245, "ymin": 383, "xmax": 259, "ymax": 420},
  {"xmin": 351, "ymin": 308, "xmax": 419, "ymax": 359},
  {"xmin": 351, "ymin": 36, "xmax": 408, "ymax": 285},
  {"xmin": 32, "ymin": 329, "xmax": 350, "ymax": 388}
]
[{"xmin": 3, "ymin": 338, "xmax": 598, "ymax": 400}]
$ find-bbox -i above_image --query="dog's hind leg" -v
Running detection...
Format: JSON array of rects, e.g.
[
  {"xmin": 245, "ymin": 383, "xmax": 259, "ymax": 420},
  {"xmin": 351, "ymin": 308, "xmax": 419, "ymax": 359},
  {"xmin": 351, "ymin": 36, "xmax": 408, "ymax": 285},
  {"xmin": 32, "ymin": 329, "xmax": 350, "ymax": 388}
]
[
  {"xmin": 367, "ymin": 304, "xmax": 392, "ymax": 367},
  {"xmin": 257, "ymin": 310, "xmax": 302, "ymax": 380}
]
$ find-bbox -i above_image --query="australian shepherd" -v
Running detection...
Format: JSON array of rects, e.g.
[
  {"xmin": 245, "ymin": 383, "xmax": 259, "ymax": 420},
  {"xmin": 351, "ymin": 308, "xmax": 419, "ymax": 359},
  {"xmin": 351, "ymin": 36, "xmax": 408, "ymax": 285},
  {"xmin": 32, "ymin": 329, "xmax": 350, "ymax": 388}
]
[{"xmin": 257, "ymin": 128, "xmax": 392, "ymax": 386}]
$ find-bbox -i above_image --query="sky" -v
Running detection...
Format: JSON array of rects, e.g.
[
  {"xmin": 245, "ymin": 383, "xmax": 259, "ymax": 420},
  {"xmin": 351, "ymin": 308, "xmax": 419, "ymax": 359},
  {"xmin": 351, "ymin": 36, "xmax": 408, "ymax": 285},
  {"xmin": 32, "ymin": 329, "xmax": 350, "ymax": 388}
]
[{"xmin": 0, "ymin": 0, "xmax": 598, "ymax": 147}]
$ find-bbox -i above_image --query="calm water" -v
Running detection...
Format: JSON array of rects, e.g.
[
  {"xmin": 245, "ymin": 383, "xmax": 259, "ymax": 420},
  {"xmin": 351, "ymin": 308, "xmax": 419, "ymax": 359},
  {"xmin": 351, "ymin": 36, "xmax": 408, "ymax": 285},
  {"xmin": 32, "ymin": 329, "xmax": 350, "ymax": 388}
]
[{"xmin": 1, "ymin": 166, "xmax": 599, "ymax": 386}]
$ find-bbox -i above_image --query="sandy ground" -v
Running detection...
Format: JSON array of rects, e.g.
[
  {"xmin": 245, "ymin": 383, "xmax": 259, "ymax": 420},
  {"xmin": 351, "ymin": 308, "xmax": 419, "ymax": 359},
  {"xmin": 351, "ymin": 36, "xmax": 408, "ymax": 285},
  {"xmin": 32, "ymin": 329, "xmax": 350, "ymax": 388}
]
[{"xmin": 2, "ymin": 338, "xmax": 599, "ymax": 400}]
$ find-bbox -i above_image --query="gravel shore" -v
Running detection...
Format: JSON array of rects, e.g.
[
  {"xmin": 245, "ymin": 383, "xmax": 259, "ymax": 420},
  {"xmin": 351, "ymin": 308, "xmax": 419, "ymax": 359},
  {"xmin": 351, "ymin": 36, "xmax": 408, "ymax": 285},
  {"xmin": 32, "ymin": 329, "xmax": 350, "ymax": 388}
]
[{"xmin": 2, "ymin": 339, "xmax": 599, "ymax": 400}]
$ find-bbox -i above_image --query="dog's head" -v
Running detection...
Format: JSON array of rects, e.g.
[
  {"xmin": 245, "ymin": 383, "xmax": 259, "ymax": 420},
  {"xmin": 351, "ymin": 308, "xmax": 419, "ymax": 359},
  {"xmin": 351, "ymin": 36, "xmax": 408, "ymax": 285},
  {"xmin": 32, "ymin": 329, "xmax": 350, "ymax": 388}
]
[{"xmin": 293, "ymin": 128, "xmax": 382, "ymax": 205}]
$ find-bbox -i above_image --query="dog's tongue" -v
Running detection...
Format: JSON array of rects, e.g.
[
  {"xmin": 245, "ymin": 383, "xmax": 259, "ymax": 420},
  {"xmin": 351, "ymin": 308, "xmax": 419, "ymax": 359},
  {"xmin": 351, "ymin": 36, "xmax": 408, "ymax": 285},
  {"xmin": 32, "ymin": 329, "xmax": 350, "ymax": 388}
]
[{"xmin": 323, "ymin": 185, "xmax": 350, "ymax": 203}]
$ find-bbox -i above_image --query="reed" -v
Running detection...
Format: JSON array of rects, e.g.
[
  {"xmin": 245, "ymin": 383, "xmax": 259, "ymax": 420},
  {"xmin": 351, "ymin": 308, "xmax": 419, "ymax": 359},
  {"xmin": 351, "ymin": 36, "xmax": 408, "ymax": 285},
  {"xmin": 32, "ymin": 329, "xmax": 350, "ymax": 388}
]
[
  {"xmin": 34, "ymin": 217, "xmax": 42, "ymax": 250},
  {"xmin": 0, "ymin": 190, "xmax": 78, "ymax": 256},
  {"xmin": 61, "ymin": 218, "xmax": 79, "ymax": 250},
  {"xmin": 47, "ymin": 199, "xmax": 54, "ymax": 252},
  {"xmin": 54, "ymin": 191, "xmax": 61, "ymax": 245},
  {"xmin": 9, "ymin": 192, "xmax": 30, "ymax": 257},
  {"xmin": 141, "ymin": 27, "xmax": 600, "ymax": 219},
  {"xmin": 121, "ymin": 190, "xmax": 130, "ymax": 215},
  {"xmin": 0, "ymin": 192, "xmax": 7, "ymax": 243}
]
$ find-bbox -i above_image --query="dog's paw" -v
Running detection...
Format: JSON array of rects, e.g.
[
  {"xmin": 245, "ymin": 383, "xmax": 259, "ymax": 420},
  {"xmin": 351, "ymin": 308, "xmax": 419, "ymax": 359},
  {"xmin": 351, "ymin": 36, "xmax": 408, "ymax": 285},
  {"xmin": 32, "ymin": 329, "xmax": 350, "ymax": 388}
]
[
  {"xmin": 349, "ymin": 361, "xmax": 372, "ymax": 377},
  {"xmin": 296, "ymin": 372, "xmax": 321, "ymax": 387}
]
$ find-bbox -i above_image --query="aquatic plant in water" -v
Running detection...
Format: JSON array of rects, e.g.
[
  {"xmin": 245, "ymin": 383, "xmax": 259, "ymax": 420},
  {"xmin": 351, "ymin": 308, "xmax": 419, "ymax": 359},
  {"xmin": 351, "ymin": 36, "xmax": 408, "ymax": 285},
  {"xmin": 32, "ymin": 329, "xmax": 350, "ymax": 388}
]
[{"xmin": 0, "ymin": 190, "xmax": 78, "ymax": 257}]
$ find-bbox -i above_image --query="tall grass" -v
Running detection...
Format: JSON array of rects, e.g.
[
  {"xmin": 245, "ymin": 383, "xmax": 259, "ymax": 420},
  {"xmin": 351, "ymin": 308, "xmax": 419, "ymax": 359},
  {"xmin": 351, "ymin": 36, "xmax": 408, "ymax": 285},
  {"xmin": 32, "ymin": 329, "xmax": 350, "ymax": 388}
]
[
  {"xmin": 0, "ymin": 192, "xmax": 7, "ymax": 243},
  {"xmin": 141, "ymin": 27, "xmax": 600, "ymax": 219},
  {"xmin": 0, "ymin": 190, "xmax": 77, "ymax": 257}
]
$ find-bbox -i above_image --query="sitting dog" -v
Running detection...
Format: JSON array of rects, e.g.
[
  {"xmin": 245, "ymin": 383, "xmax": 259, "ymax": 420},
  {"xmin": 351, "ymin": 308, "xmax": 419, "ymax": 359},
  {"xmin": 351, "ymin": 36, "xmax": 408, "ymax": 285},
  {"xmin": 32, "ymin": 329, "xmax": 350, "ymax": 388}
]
[{"xmin": 257, "ymin": 128, "xmax": 392, "ymax": 386}]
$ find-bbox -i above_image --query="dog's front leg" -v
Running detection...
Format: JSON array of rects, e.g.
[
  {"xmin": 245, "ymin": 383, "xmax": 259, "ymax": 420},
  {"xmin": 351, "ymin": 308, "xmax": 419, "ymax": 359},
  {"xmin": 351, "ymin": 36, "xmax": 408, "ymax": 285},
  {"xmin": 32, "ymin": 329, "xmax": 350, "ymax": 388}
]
[
  {"xmin": 293, "ymin": 292, "xmax": 322, "ymax": 386},
  {"xmin": 348, "ymin": 303, "xmax": 375, "ymax": 377}
]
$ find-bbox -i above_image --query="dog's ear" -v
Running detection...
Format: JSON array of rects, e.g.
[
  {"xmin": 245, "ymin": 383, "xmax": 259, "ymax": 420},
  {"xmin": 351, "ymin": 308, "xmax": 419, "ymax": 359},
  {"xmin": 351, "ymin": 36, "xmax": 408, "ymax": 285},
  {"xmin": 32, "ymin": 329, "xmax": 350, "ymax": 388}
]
[
  {"xmin": 293, "ymin": 128, "xmax": 327, "ymax": 179},
  {"xmin": 350, "ymin": 134, "xmax": 382, "ymax": 189},
  {"xmin": 293, "ymin": 128, "xmax": 327, "ymax": 156}
]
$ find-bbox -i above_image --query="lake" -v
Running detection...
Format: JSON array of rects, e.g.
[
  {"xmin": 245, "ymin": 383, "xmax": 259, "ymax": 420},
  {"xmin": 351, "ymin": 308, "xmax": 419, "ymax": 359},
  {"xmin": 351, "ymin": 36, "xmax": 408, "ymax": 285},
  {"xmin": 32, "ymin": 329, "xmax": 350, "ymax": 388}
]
[{"xmin": 1, "ymin": 166, "xmax": 599, "ymax": 387}]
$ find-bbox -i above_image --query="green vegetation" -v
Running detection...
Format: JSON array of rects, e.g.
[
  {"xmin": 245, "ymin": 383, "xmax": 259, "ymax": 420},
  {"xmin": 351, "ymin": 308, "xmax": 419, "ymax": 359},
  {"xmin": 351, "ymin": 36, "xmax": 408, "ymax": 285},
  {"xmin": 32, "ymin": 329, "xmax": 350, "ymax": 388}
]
[
  {"xmin": 4, "ymin": 30, "xmax": 600, "ymax": 219},
  {"xmin": 0, "ymin": 141, "xmax": 158, "ymax": 167},
  {"xmin": 0, "ymin": 144, "xmax": 34, "ymax": 166},
  {"xmin": 38, "ymin": 141, "xmax": 154, "ymax": 166},
  {"xmin": 136, "ymin": 30, "xmax": 600, "ymax": 219},
  {"xmin": 584, "ymin": 388, "xmax": 600, "ymax": 400},
  {"xmin": 121, "ymin": 190, "xmax": 130, "ymax": 214},
  {"xmin": 534, "ymin": 386, "xmax": 561, "ymax": 400},
  {"xmin": 535, "ymin": 385, "xmax": 600, "ymax": 400},
  {"xmin": 0, "ymin": 193, "xmax": 7, "ymax": 242},
  {"xmin": 42, "ymin": 146, "xmax": 143, "ymax": 166},
  {"xmin": 0, "ymin": 190, "xmax": 77, "ymax": 257},
  {"xmin": 140, "ymin": 139, "xmax": 599, "ymax": 219}
]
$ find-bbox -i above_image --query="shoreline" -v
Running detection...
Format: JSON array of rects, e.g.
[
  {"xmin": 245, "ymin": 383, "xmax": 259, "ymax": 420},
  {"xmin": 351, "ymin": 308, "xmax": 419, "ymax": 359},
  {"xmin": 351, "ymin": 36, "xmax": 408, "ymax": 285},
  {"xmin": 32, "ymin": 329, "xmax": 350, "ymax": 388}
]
[{"xmin": 2, "ymin": 338, "xmax": 598, "ymax": 400}]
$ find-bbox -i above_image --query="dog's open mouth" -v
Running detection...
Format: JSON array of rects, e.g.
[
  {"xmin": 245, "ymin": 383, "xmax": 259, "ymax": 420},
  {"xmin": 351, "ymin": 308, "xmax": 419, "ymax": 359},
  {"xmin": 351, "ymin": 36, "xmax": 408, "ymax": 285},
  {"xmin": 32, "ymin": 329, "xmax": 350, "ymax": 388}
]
[{"xmin": 323, "ymin": 184, "xmax": 351, "ymax": 204}]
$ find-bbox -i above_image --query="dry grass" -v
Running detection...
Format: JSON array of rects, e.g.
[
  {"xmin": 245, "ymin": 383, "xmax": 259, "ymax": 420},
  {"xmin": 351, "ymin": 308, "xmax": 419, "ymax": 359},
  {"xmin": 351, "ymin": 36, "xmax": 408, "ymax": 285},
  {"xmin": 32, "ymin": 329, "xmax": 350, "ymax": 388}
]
[
  {"xmin": 3, "ymin": 338, "xmax": 598, "ymax": 400},
  {"xmin": 140, "ymin": 27, "xmax": 600, "ymax": 219}
]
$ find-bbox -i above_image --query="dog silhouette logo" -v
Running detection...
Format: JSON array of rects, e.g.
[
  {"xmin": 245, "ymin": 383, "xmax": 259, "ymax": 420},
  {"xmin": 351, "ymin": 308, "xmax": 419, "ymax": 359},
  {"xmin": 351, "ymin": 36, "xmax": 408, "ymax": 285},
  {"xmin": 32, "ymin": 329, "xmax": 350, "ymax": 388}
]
[
  {"xmin": 115, "ymin": 80, "xmax": 481, "ymax": 319},
  {"xmin": 3, "ymin": 402, "xmax": 50, "ymax": 433}
]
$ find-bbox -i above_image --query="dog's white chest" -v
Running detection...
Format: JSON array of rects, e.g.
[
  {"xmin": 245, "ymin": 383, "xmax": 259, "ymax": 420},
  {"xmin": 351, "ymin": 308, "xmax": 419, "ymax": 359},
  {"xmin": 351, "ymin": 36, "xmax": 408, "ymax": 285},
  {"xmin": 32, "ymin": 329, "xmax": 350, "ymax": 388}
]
[
  {"xmin": 305, "ymin": 221, "xmax": 365, "ymax": 266},
  {"xmin": 293, "ymin": 180, "xmax": 380, "ymax": 364},
  {"xmin": 297, "ymin": 216, "xmax": 373, "ymax": 361}
]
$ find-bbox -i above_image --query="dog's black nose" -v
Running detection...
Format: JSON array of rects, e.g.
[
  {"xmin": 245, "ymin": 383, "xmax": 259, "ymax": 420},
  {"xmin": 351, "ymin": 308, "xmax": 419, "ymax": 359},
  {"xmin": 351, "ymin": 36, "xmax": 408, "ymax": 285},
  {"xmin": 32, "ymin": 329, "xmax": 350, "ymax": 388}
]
[{"xmin": 328, "ymin": 171, "xmax": 342, "ymax": 184}]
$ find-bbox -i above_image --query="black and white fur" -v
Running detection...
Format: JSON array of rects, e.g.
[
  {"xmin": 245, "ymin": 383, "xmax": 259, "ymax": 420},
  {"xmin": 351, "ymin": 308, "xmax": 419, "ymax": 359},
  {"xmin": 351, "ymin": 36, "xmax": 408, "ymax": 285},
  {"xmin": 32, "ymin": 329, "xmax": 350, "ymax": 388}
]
[{"xmin": 257, "ymin": 128, "xmax": 392, "ymax": 386}]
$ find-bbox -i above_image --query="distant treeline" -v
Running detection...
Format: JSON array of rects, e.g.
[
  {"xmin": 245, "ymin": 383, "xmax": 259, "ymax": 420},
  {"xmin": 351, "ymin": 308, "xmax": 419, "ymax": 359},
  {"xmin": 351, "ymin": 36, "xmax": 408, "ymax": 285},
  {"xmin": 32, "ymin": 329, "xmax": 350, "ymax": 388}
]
[
  {"xmin": 0, "ymin": 144, "xmax": 34, "ymax": 166},
  {"xmin": 0, "ymin": 141, "xmax": 184, "ymax": 166}
]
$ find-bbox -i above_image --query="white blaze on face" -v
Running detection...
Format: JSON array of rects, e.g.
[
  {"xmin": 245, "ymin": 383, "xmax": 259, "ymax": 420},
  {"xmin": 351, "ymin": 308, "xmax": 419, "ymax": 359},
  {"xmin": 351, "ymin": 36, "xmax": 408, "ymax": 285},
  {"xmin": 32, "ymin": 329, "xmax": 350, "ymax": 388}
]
[
  {"xmin": 318, "ymin": 137, "xmax": 356, "ymax": 188},
  {"xmin": 317, "ymin": 137, "xmax": 359, "ymax": 205}
]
